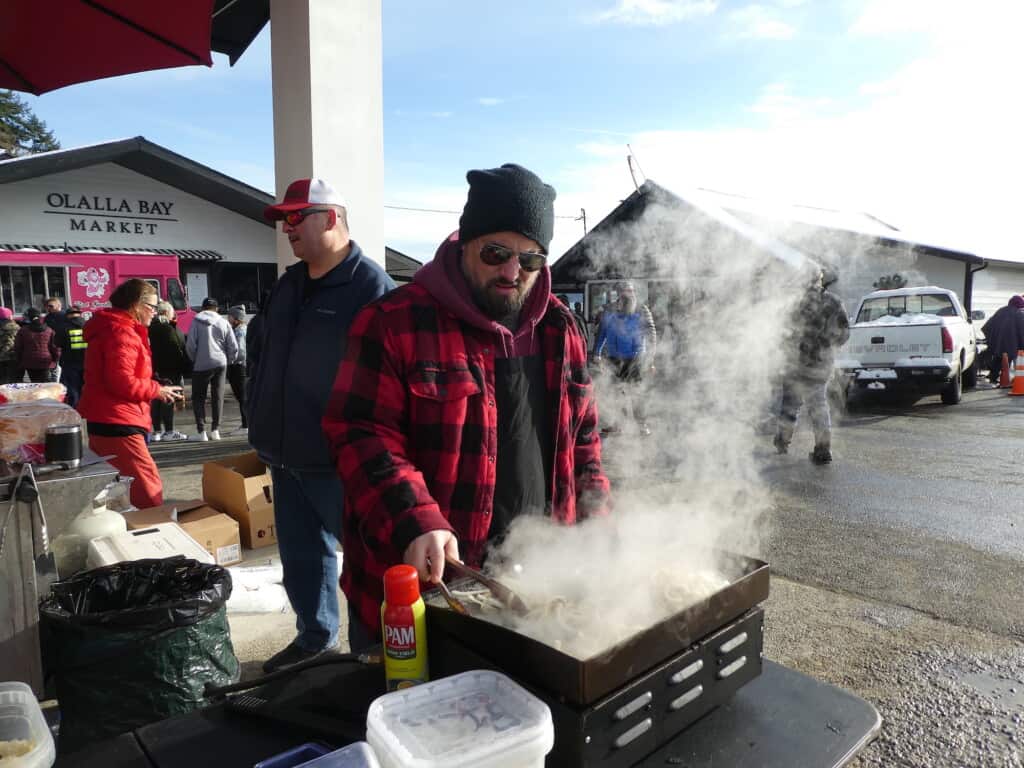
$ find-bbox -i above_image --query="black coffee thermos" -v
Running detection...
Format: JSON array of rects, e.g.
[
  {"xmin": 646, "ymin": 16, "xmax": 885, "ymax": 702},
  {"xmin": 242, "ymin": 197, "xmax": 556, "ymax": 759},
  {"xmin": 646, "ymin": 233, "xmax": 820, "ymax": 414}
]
[{"xmin": 44, "ymin": 424, "xmax": 83, "ymax": 467}]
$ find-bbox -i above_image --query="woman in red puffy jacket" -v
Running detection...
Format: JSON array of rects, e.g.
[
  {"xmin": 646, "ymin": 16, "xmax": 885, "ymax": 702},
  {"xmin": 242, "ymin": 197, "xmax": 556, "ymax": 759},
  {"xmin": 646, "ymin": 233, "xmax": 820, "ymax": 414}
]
[{"xmin": 77, "ymin": 280, "xmax": 183, "ymax": 508}]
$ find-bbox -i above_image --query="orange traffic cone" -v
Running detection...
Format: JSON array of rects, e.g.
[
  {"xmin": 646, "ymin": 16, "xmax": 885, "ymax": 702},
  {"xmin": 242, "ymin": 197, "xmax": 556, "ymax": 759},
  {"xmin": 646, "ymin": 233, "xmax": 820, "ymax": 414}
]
[
  {"xmin": 1010, "ymin": 350, "xmax": 1024, "ymax": 396},
  {"xmin": 999, "ymin": 352, "xmax": 1012, "ymax": 388}
]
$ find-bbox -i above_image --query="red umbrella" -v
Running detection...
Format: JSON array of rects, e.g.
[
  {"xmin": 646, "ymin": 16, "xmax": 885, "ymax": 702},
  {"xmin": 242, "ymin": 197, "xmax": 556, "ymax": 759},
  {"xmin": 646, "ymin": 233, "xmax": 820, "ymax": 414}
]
[{"xmin": 1, "ymin": 0, "xmax": 216, "ymax": 95}]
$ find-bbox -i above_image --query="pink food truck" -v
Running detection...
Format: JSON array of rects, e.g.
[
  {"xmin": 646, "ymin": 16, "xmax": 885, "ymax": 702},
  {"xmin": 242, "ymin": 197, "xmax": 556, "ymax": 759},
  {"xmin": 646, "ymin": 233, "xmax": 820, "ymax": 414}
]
[{"xmin": 0, "ymin": 250, "xmax": 195, "ymax": 333}]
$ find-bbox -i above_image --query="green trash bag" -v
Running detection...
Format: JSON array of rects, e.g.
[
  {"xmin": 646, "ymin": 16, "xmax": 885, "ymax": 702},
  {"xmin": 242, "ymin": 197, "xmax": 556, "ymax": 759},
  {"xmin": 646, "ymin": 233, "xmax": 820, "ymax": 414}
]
[{"xmin": 40, "ymin": 556, "xmax": 239, "ymax": 753}]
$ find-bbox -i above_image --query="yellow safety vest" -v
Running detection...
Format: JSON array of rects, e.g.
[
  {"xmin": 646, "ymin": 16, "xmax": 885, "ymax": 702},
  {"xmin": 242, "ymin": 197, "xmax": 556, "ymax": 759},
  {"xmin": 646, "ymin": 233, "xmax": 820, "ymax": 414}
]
[{"xmin": 68, "ymin": 328, "xmax": 87, "ymax": 351}]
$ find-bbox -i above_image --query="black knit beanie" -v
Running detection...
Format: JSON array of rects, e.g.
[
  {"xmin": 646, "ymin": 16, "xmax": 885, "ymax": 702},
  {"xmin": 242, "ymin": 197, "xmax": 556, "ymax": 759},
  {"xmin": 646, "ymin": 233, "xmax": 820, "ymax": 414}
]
[{"xmin": 458, "ymin": 164, "xmax": 557, "ymax": 254}]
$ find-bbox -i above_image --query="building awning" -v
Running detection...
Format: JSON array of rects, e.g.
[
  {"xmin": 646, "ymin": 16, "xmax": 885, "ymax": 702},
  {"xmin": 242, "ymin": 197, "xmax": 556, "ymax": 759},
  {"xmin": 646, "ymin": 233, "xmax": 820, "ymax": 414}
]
[{"xmin": 0, "ymin": 244, "xmax": 224, "ymax": 261}]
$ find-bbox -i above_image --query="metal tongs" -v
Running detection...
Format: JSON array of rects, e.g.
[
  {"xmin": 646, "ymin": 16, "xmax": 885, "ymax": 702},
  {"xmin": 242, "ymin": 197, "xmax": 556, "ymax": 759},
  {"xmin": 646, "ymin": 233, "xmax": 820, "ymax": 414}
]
[{"xmin": 444, "ymin": 554, "xmax": 530, "ymax": 616}]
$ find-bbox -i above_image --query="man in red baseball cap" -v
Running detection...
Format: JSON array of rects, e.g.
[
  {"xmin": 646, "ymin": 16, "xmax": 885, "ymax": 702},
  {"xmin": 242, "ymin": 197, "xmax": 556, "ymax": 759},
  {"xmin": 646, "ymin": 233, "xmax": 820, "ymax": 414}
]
[{"xmin": 252, "ymin": 178, "xmax": 395, "ymax": 672}]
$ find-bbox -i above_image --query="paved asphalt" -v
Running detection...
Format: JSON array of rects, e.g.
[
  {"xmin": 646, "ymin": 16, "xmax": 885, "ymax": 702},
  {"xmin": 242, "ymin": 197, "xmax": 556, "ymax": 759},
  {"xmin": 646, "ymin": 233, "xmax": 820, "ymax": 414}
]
[
  {"xmin": 763, "ymin": 381, "xmax": 1024, "ymax": 641},
  {"xmin": 770, "ymin": 382, "xmax": 1023, "ymax": 557}
]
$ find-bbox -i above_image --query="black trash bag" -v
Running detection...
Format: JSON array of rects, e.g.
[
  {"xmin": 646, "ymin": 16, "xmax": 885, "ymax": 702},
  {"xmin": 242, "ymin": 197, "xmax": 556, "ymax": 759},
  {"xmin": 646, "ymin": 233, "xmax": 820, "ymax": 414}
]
[{"xmin": 39, "ymin": 556, "xmax": 239, "ymax": 753}]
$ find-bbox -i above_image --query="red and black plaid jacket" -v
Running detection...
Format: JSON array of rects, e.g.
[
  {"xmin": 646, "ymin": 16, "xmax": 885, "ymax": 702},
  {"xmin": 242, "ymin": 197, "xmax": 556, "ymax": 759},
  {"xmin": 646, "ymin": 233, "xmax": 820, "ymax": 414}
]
[{"xmin": 323, "ymin": 283, "xmax": 611, "ymax": 633}]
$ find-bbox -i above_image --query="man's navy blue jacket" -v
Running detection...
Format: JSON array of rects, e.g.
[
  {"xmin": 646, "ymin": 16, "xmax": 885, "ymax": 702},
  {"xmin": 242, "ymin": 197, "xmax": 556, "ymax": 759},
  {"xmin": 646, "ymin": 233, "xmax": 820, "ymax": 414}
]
[{"xmin": 248, "ymin": 242, "xmax": 395, "ymax": 471}]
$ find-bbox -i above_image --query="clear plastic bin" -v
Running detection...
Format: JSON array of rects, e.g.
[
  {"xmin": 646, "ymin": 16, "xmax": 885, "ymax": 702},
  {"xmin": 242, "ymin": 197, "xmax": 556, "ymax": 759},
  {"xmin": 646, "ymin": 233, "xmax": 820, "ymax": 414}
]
[
  {"xmin": 366, "ymin": 671, "xmax": 553, "ymax": 768},
  {"xmin": 300, "ymin": 742, "xmax": 381, "ymax": 767},
  {"xmin": 0, "ymin": 681, "xmax": 56, "ymax": 768},
  {"xmin": 254, "ymin": 742, "xmax": 331, "ymax": 768}
]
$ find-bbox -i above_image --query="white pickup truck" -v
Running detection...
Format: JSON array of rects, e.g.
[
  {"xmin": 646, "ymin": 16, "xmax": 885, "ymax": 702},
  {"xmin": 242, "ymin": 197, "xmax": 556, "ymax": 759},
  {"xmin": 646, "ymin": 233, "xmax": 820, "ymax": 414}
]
[{"xmin": 835, "ymin": 286, "xmax": 979, "ymax": 405}]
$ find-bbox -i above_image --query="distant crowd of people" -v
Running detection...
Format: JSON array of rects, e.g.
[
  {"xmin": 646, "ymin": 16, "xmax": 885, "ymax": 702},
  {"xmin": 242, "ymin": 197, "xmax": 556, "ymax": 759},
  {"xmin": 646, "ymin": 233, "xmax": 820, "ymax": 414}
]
[{"xmin": 0, "ymin": 297, "xmax": 88, "ymax": 403}]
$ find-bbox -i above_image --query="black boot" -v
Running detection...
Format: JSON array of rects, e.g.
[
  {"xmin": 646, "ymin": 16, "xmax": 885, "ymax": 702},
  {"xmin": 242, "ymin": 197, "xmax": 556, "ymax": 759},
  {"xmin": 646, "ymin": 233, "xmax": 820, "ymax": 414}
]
[
  {"xmin": 809, "ymin": 443, "xmax": 833, "ymax": 465},
  {"xmin": 773, "ymin": 433, "xmax": 789, "ymax": 454}
]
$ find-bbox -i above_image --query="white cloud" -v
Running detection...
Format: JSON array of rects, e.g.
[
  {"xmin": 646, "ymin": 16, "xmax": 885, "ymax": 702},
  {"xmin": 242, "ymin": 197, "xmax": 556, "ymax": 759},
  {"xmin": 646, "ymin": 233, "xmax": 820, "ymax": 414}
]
[
  {"xmin": 594, "ymin": 0, "xmax": 718, "ymax": 27},
  {"xmin": 727, "ymin": 4, "xmax": 796, "ymax": 40},
  {"xmin": 386, "ymin": 3, "xmax": 1023, "ymax": 263},
  {"xmin": 477, "ymin": 97, "xmax": 505, "ymax": 106},
  {"xmin": 851, "ymin": 0, "xmax": 1024, "ymax": 42},
  {"xmin": 545, "ymin": 7, "xmax": 1024, "ymax": 262}
]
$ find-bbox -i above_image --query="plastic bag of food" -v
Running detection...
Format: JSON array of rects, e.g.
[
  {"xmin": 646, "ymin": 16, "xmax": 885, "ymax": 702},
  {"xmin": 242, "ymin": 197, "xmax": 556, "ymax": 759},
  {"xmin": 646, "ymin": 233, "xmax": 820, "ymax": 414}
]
[
  {"xmin": 0, "ymin": 400, "xmax": 81, "ymax": 463},
  {"xmin": 0, "ymin": 382, "xmax": 66, "ymax": 404}
]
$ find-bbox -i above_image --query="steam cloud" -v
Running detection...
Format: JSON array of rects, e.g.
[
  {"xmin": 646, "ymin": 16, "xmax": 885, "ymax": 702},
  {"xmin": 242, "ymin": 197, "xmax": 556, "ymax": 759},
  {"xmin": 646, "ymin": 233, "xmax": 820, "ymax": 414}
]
[{"xmin": 477, "ymin": 185, "xmax": 834, "ymax": 658}]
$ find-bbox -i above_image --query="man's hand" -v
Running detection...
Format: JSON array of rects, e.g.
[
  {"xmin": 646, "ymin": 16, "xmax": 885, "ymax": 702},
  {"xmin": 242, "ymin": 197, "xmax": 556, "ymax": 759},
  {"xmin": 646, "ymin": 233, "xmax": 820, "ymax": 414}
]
[{"xmin": 404, "ymin": 530, "xmax": 459, "ymax": 584}]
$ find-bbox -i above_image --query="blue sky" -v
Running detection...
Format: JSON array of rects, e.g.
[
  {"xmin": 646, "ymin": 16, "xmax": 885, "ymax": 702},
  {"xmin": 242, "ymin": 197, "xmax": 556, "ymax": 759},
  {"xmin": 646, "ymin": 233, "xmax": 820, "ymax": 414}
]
[{"xmin": 23, "ymin": 0, "xmax": 1022, "ymax": 262}]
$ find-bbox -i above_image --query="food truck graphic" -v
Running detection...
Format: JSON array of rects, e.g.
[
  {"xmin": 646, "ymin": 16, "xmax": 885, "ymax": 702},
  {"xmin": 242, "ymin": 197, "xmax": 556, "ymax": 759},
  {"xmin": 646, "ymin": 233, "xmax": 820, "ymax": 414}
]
[{"xmin": 0, "ymin": 250, "xmax": 195, "ymax": 333}]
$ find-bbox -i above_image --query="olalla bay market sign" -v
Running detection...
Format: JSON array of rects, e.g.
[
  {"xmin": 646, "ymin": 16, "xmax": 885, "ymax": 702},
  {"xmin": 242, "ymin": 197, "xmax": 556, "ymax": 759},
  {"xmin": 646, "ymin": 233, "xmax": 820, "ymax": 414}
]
[{"xmin": 44, "ymin": 193, "xmax": 177, "ymax": 235}]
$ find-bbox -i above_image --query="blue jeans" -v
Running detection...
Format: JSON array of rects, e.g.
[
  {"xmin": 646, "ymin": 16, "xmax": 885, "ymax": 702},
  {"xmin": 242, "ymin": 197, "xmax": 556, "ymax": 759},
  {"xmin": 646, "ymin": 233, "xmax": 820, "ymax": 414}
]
[{"xmin": 270, "ymin": 466, "xmax": 344, "ymax": 651}]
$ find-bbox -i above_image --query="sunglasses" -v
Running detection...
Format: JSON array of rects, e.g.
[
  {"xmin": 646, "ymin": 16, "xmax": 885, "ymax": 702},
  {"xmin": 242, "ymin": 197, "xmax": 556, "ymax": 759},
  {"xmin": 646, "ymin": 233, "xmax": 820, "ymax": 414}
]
[
  {"xmin": 283, "ymin": 208, "xmax": 331, "ymax": 227},
  {"xmin": 142, "ymin": 302, "xmax": 158, "ymax": 312},
  {"xmin": 478, "ymin": 243, "xmax": 547, "ymax": 272}
]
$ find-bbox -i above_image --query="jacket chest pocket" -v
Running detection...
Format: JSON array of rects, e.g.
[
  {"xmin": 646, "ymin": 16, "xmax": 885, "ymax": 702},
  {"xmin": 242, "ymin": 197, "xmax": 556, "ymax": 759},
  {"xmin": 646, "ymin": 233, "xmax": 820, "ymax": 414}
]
[{"xmin": 409, "ymin": 363, "xmax": 482, "ymax": 402}]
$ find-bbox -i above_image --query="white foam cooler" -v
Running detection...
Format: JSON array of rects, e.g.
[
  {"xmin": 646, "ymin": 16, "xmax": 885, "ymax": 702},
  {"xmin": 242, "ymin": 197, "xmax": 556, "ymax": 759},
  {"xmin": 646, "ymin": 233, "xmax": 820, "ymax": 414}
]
[
  {"xmin": 86, "ymin": 522, "xmax": 214, "ymax": 569},
  {"xmin": 366, "ymin": 670, "xmax": 553, "ymax": 768}
]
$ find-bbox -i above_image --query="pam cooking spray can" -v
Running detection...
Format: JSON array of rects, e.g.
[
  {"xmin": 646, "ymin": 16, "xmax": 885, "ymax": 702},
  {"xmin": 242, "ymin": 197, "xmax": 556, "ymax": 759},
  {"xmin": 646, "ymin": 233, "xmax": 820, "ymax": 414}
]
[{"xmin": 381, "ymin": 564, "xmax": 429, "ymax": 691}]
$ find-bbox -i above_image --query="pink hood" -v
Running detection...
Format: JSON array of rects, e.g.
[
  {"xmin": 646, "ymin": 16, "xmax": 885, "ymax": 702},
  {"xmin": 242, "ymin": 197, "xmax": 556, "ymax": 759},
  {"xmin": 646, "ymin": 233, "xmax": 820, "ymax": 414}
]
[{"xmin": 414, "ymin": 232, "xmax": 552, "ymax": 357}]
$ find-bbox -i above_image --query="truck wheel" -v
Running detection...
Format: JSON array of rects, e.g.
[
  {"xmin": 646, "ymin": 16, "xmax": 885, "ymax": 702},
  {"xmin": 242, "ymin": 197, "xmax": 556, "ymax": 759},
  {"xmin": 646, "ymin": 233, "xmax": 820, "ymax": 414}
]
[
  {"xmin": 963, "ymin": 357, "xmax": 978, "ymax": 389},
  {"xmin": 941, "ymin": 366, "xmax": 963, "ymax": 405}
]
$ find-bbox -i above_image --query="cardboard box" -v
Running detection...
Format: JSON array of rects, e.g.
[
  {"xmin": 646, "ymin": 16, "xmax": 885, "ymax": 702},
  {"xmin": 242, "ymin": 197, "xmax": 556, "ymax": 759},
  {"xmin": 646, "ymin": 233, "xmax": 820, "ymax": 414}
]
[
  {"xmin": 181, "ymin": 508, "xmax": 242, "ymax": 567},
  {"xmin": 124, "ymin": 500, "xmax": 243, "ymax": 566},
  {"xmin": 123, "ymin": 499, "xmax": 206, "ymax": 528},
  {"xmin": 202, "ymin": 451, "xmax": 277, "ymax": 549}
]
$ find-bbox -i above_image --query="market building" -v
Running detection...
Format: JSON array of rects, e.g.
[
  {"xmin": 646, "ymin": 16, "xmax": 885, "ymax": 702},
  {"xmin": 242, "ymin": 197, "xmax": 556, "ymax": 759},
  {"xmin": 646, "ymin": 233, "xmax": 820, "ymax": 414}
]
[{"xmin": 0, "ymin": 137, "xmax": 419, "ymax": 312}]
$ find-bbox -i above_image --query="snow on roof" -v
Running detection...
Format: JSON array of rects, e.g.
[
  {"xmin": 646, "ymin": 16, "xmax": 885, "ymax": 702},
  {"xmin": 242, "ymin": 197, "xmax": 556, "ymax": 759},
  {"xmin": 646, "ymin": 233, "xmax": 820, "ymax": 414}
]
[
  {"xmin": 694, "ymin": 188, "xmax": 900, "ymax": 238},
  {"xmin": 693, "ymin": 188, "xmax": 987, "ymax": 265},
  {"xmin": 861, "ymin": 285, "xmax": 955, "ymax": 298}
]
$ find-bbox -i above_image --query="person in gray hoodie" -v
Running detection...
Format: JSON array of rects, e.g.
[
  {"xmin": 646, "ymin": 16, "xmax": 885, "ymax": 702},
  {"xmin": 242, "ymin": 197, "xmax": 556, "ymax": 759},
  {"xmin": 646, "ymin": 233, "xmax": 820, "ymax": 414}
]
[{"xmin": 185, "ymin": 297, "xmax": 238, "ymax": 441}]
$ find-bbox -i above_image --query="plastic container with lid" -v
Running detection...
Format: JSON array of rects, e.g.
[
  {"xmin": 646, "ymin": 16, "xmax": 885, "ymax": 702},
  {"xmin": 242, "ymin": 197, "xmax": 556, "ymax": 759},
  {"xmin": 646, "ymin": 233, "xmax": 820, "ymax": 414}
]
[
  {"xmin": 253, "ymin": 742, "xmax": 331, "ymax": 768},
  {"xmin": 0, "ymin": 681, "xmax": 56, "ymax": 768},
  {"xmin": 299, "ymin": 742, "xmax": 381, "ymax": 767},
  {"xmin": 366, "ymin": 671, "xmax": 553, "ymax": 768},
  {"xmin": 255, "ymin": 742, "xmax": 380, "ymax": 768}
]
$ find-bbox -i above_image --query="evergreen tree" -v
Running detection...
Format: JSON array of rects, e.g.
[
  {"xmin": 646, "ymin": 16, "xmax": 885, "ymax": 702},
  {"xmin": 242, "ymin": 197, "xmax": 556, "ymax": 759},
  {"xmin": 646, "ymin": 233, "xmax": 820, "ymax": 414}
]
[{"xmin": 0, "ymin": 90, "xmax": 60, "ymax": 159}]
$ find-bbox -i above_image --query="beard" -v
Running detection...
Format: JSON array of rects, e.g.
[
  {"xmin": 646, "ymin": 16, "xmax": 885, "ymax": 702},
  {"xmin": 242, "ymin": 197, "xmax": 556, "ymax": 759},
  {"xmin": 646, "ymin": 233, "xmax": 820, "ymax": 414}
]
[{"xmin": 469, "ymin": 276, "xmax": 534, "ymax": 321}]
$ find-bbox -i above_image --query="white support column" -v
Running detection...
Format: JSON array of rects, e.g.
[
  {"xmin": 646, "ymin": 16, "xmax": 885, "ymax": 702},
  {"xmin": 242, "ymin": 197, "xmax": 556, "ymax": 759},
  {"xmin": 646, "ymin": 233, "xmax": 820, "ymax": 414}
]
[{"xmin": 269, "ymin": 0, "xmax": 384, "ymax": 271}]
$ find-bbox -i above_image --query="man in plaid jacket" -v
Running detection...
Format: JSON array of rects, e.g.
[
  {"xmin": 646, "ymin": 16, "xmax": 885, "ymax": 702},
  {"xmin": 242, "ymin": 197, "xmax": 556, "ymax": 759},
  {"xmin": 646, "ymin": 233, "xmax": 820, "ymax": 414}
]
[{"xmin": 323, "ymin": 164, "xmax": 611, "ymax": 649}]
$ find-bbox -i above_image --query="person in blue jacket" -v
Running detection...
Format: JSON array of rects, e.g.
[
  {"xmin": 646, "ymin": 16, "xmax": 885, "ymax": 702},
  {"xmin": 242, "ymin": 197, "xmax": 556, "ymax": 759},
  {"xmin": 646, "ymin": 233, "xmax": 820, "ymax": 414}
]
[
  {"xmin": 249, "ymin": 178, "xmax": 395, "ymax": 672},
  {"xmin": 594, "ymin": 281, "xmax": 657, "ymax": 436}
]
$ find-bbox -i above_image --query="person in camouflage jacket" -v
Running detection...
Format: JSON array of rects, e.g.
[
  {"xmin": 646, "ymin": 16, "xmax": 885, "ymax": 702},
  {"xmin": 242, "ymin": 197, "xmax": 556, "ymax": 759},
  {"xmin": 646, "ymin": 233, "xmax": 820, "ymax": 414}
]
[{"xmin": 775, "ymin": 271, "xmax": 850, "ymax": 465}]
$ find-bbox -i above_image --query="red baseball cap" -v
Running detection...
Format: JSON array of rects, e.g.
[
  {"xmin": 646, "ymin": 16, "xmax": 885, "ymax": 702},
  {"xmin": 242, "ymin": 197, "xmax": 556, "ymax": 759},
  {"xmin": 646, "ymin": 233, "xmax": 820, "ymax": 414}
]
[{"xmin": 264, "ymin": 179, "xmax": 346, "ymax": 221}]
